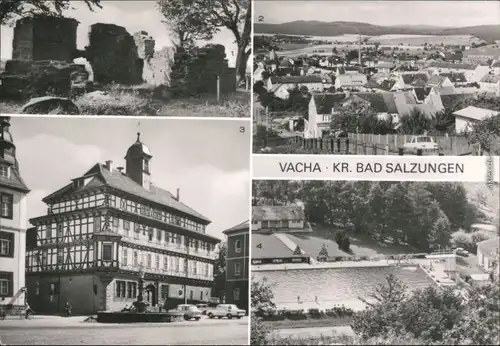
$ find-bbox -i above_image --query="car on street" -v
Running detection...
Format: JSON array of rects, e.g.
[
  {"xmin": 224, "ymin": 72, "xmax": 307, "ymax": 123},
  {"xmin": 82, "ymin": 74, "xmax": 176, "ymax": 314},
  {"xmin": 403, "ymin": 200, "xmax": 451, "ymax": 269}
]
[
  {"xmin": 176, "ymin": 304, "xmax": 202, "ymax": 321},
  {"xmin": 207, "ymin": 304, "xmax": 246, "ymax": 319},
  {"xmin": 455, "ymin": 248, "xmax": 470, "ymax": 257},
  {"xmin": 403, "ymin": 135, "xmax": 438, "ymax": 151},
  {"xmin": 196, "ymin": 304, "xmax": 209, "ymax": 315}
]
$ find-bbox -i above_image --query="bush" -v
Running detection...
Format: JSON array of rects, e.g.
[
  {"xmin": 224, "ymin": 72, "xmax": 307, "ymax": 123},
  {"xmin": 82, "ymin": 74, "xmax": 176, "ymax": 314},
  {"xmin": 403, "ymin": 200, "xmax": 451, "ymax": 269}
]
[{"xmin": 251, "ymin": 313, "xmax": 271, "ymax": 345}]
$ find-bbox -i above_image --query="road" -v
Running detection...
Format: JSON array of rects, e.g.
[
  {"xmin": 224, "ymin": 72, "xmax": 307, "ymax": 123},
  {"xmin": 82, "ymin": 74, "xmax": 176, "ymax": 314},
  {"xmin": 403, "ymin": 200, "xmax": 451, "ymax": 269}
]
[{"xmin": 0, "ymin": 315, "xmax": 248, "ymax": 345}]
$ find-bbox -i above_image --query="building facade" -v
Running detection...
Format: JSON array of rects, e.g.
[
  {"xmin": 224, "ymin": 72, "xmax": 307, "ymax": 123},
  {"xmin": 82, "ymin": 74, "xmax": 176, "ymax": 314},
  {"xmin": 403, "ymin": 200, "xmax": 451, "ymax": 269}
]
[
  {"xmin": 25, "ymin": 133, "xmax": 220, "ymax": 314},
  {"xmin": 252, "ymin": 206, "xmax": 306, "ymax": 232},
  {"xmin": 223, "ymin": 221, "xmax": 249, "ymax": 313},
  {"xmin": 0, "ymin": 117, "xmax": 30, "ymax": 308}
]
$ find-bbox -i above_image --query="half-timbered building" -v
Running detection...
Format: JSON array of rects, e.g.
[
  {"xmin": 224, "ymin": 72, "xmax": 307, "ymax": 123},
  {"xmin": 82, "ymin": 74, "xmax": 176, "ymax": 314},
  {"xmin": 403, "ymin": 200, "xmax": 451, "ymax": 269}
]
[
  {"xmin": 0, "ymin": 116, "xmax": 30, "ymax": 309},
  {"xmin": 25, "ymin": 133, "xmax": 220, "ymax": 314}
]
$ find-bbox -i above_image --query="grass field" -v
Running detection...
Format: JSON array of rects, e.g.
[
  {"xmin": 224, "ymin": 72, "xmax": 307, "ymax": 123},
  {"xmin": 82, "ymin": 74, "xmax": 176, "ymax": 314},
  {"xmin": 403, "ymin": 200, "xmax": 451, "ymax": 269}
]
[
  {"xmin": 0, "ymin": 88, "xmax": 250, "ymax": 117},
  {"xmin": 264, "ymin": 317, "xmax": 352, "ymax": 330}
]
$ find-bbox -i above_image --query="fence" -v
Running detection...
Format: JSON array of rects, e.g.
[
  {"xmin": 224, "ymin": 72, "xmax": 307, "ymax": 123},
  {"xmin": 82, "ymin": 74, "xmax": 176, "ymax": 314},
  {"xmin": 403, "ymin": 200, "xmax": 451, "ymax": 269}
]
[
  {"xmin": 348, "ymin": 133, "xmax": 473, "ymax": 156},
  {"xmin": 254, "ymin": 136, "xmax": 446, "ymax": 155}
]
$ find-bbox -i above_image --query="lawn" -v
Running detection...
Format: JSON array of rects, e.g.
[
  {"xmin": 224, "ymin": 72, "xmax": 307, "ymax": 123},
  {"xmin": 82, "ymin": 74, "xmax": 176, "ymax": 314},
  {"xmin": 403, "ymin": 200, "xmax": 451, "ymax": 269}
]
[
  {"xmin": 0, "ymin": 87, "xmax": 250, "ymax": 117},
  {"xmin": 264, "ymin": 317, "xmax": 352, "ymax": 330}
]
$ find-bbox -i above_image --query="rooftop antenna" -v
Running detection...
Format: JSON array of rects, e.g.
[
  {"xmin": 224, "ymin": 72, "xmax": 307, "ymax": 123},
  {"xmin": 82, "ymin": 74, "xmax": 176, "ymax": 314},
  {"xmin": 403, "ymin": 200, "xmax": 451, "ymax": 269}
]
[{"xmin": 136, "ymin": 121, "xmax": 141, "ymax": 142}]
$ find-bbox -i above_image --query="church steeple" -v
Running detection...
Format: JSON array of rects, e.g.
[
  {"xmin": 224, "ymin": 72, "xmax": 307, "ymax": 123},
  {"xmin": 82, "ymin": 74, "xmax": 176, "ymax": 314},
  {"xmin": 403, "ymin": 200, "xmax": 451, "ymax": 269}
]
[{"xmin": 124, "ymin": 132, "xmax": 152, "ymax": 190}]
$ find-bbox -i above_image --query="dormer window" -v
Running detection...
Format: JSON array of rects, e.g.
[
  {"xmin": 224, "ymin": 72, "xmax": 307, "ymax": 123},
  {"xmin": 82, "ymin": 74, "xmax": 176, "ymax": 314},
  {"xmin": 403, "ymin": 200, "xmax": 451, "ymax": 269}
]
[
  {"xmin": 143, "ymin": 159, "xmax": 150, "ymax": 173},
  {"xmin": 73, "ymin": 179, "xmax": 84, "ymax": 189},
  {"xmin": 0, "ymin": 164, "xmax": 9, "ymax": 178}
]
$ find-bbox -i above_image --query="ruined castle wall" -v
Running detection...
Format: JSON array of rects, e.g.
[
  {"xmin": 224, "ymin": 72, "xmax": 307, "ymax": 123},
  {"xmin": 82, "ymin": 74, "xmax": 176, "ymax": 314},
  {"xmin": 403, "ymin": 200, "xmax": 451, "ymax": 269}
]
[
  {"xmin": 143, "ymin": 47, "xmax": 175, "ymax": 86},
  {"xmin": 12, "ymin": 17, "xmax": 78, "ymax": 62},
  {"xmin": 86, "ymin": 23, "xmax": 141, "ymax": 85}
]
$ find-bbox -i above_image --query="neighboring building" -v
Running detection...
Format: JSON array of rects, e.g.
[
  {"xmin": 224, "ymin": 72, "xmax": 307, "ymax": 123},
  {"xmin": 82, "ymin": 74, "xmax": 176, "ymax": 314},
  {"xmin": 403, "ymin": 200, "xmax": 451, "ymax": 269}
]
[
  {"xmin": 477, "ymin": 237, "xmax": 499, "ymax": 274},
  {"xmin": 391, "ymin": 73, "xmax": 429, "ymax": 90},
  {"xmin": 25, "ymin": 133, "xmax": 220, "ymax": 314},
  {"xmin": 305, "ymin": 93, "xmax": 346, "ymax": 138},
  {"xmin": 374, "ymin": 61, "xmax": 394, "ymax": 74},
  {"xmin": 267, "ymin": 75, "xmax": 328, "ymax": 99},
  {"xmin": 426, "ymin": 75, "xmax": 454, "ymax": 89},
  {"xmin": 463, "ymin": 46, "xmax": 500, "ymax": 65},
  {"xmin": 492, "ymin": 60, "xmax": 500, "ymax": 75},
  {"xmin": 334, "ymin": 72, "xmax": 368, "ymax": 90},
  {"xmin": 426, "ymin": 62, "xmax": 477, "ymax": 82},
  {"xmin": 0, "ymin": 117, "xmax": 30, "ymax": 309},
  {"xmin": 252, "ymin": 205, "xmax": 306, "ymax": 233},
  {"xmin": 439, "ymin": 72, "xmax": 468, "ymax": 86},
  {"xmin": 452, "ymin": 106, "xmax": 500, "ymax": 133},
  {"xmin": 479, "ymin": 73, "xmax": 500, "ymax": 96},
  {"xmin": 223, "ymin": 221, "xmax": 249, "ymax": 313}
]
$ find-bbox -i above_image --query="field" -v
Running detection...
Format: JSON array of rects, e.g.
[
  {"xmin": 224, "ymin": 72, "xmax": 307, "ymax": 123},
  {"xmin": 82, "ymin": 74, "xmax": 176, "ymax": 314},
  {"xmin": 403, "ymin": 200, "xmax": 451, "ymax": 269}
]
[
  {"xmin": 0, "ymin": 87, "xmax": 250, "ymax": 117},
  {"xmin": 370, "ymin": 34, "xmax": 483, "ymax": 46}
]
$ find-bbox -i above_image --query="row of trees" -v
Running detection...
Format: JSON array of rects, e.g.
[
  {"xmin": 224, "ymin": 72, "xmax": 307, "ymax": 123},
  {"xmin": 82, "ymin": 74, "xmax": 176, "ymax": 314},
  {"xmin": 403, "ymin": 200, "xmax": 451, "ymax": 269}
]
[
  {"xmin": 251, "ymin": 273, "xmax": 500, "ymax": 345},
  {"xmin": 252, "ymin": 181, "xmax": 487, "ymax": 252}
]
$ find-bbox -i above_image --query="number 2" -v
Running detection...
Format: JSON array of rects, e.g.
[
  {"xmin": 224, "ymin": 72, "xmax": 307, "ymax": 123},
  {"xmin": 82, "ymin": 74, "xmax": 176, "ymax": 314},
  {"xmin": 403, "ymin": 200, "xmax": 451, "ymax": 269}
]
[{"xmin": 258, "ymin": 15, "xmax": 264, "ymax": 22}]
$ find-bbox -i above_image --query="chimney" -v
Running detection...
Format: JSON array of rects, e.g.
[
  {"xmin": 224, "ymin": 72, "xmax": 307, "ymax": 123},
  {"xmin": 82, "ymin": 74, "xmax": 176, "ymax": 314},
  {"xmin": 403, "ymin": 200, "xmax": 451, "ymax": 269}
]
[
  {"xmin": 117, "ymin": 167, "xmax": 124, "ymax": 173},
  {"xmin": 105, "ymin": 160, "xmax": 113, "ymax": 171},
  {"xmin": 176, "ymin": 188, "xmax": 180, "ymax": 201}
]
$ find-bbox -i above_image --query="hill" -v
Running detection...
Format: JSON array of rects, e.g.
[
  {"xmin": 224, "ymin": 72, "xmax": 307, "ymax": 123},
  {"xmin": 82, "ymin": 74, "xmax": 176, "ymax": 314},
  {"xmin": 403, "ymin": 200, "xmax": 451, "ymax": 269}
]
[{"xmin": 254, "ymin": 21, "xmax": 500, "ymax": 43}]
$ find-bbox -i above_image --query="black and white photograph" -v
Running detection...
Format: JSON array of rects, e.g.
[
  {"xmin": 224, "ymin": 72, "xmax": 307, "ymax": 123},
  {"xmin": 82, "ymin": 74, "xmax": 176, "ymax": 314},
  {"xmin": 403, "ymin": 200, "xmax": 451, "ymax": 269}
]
[
  {"xmin": 0, "ymin": 116, "xmax": 250, "ymax": 345},
  {"xmin": 0, "ymin": 0, "xmax": 251, "ymax": 117},
  {"xmin": 250, "ymin": 180, "xmax": 500, "ymax": 345},
  {"xmin": 252, "ymin": 1, "xmax": 500, "ymax": 155}
]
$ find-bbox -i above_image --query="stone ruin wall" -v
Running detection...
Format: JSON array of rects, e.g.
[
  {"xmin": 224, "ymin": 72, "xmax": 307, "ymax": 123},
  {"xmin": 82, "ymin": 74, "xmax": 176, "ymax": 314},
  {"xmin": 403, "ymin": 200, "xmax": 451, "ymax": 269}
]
[
  {"xmin": 133, "ymin": 31, "xmax": 174, "ymax": 86},
  {"xmin": 12, "ymin": 17, "xmax": 78, "ymax": 62}
]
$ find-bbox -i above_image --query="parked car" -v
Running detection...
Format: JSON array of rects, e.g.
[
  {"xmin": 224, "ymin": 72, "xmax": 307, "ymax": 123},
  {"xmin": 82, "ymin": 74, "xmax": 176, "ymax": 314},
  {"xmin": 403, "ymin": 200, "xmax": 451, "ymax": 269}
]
[
  {"xmin": 196, "ymin": 304, "xmax": 209, "ymax": 315},
  {"xmin": 403, "ymin": 136, "xmax": 438, "ymax": 151},
  {"xmin": 455, "ymin": 248, "xmax": 470, "ymax": 257},
  {"xmin": 207, "ymin": 304, "xmax": 246, "ymax": 319},
  {"xmin": 176, "ymin": 304, "xmax": 201, "ymax": 321}
]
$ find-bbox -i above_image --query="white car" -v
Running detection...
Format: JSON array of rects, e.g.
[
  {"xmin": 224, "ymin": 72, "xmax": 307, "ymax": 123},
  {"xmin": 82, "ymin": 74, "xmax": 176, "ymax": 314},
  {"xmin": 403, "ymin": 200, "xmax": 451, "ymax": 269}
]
[
  {"xmin": 403, "ymin": 136, "xmax": 438, "ymax": 151},
  {"xmin": 207, "ymin": 304, "xmax": 246, "ymax": 319}
]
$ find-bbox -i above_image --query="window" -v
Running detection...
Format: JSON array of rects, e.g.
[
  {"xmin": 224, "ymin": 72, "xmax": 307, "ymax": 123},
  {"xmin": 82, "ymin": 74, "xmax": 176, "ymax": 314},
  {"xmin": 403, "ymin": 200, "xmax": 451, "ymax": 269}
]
[
  {"xmin": 143, "ymin": 159, "xmax": 150, "ymax": 173},
  {"xmin": 200, "ymin": 291, "xmax": 204, "ymax": 301},
  {"xmin": 175, "ymin": 258, "xmax": 180, "ymax": 272},
  {"xmin": 127, "ymin": 282, "xmax": 137, "ymax": 298},
  {"xmin": 193, "ymin": 261, "xmax": 197, "ymax": 275},
  {"xmin": 0, "ymin": 272, "xmax": 13, "ymax": 297},
  {"xmin": 0, "ymin": 231, "xmax": 13, "ymax": 257},
  {"xmin": 113, "ymin": 217, "xmax": 119, "ymax": 228},
  {"xmin": 0, "ymin": 193, "xmax": 13, "ymax": 219},
  {"xmin": 122, "ymin": 249, "xmax": 128, "ymax": 266},
  {"xmin": 102, "ymin": 244, "xmax": 113, "ymax": 261},
  {"xmin": 57, "ymin": 249, "xmax": 64, "ymax": 264},
  {"xmin": 133, "ymin": 251, "xmax": 138, "ymax": 266},
  {"xmin": 124, "ymin": 220, "xmax": 130, "ymax": 231},
  {"xmin": 94, "ymin": 217, "xmax": 101, "ymax": 233},
  {"xmin": 234, "ymin": 262, "xmax": 241, "ymax": 276},
  {"xmin": 49, "ymin": 282, "xmax": 59, "ymax": 295},
  {"xmin": 261, "ymin": 221, "xmax": 270, "ymax": 228},
  {"xmin": 147, "ymin": 254, "xmax": 152, "ymax": 268},
  {"xmin": 116, "ymin": 280, "xmax": 126, "ymax": 298},
  {"xmin": 205, "ymin": 263, "xmax": 209, "ymax": 276},
  {"xmin": 57, "ymin": 223, "xmax": 64, "ymax": 238},
  {"xmin": 163, "ymin": 256, "xmax": 169, "ymax": 271},
  {"xmin": 156, "ymin": 229, "xmax": 162, "ymax": 242},
  {"xmin": 155, "ymin": 255, "xmax": 160, "ymax": 269},
  {"xmin": 0, "ymin": 165, "xmax": 9, "ymax": 178},
  {"xmin": 134, "ymin": 223, "xmax": 140, "ymax": 239},
  {"xmin": 161, "ymin": 284, "xmax": 169, "ymax": 300},
  {"xmin": 189, "ymin": 290, "xmax": 194, "ymax": 300},
  {"xmin": 233, "ymin": 288, "xmax": 240, "ymax": 301},
  {"xmin": 235, "ymin": 239, "xmax": 242, "ymax": 253},
  {"xmin": 45, "ymin": 225, "xmax": 52, "ymax": 239}
]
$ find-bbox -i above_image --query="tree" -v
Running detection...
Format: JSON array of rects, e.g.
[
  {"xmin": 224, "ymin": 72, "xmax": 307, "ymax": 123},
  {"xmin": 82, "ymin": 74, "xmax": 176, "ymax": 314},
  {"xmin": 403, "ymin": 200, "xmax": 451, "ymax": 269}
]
[
  {"xmin": 466, "ymin": 115, "xmax": 500, "ymax": 155},
  {"xmin": 212, "ymin": 242, "xmax": 227, "ymax": 300},
  {"xmin": 251, "ymin": 277, "xmax": 276, "ymax": 314},
  {"xmin": 0, "ymin": 0, "xmax": 102, "ymax": 25},
  {"xmin": 157, "ymin": 0, "xmax": 216, "ymax": 49},
  {"xmin": 398, "ymin": 108, "xmax": 433, "ymax": 135}
]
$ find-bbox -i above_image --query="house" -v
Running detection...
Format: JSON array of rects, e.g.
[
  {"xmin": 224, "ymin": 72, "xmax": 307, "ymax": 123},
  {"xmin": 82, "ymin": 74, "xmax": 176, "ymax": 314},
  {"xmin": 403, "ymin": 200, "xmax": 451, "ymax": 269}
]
[
  {"xmin": 375, "ymin": 61, "xmax": 394, "ymax": 74},
  {"xmin": 452, "ymin": 106, "xmax": 499, "ymax": 133},
  {"xmin": 492, "ymin": 60, "xmax": 500, "ymax": 75},
  {"xmin": 252, "ymin": 205, "xmax": 306, "ymax": 233},
  {"xmin": 426, "ymin": 62, "xmax": 476, "ymax": 82},
  {"xmin": 473, "ymin": 65, "xmax": 492, "ymax": 83},
  {"xmin": 391, "ymin": 73, "xmax": 429, "ymax": 90},
  {"xmin": 334, "ymin": 73, "xmax": 367, "ymax": 90},
  {"xmin": 477, "ymin": 237, "xmax": 499, "ymax": 276},
  {"xmin": 25, "ymin": 133, "xmax": 220, "ymax": 314},
  {"xmin": 463, "ymin": 46, "xmax": 500, "ymax": 65},
  {"xmin": 253, "ymin": 62, "xmax": 266, "ymax": 82},
  {"xmin": 440, "ymin": 72, "xmax": 468, "ymax": 86},
  {"xmin": 0, "ymin": 117, "xmax": 30, "ymax": 310},
  {"xmin": 305, "ymin": 93, "xmax": 346, "ymax": 138},
  {"xmin": 223, "ymin": 221, "xmax": 249, "ymax": 313},
  {"xmin": 479, "ymin": 73, "xmax": 500, "ymax": 96},
  {"xmin": 427, "ymin": 75, "xmax": 454, "ymax": 89},
  {"xmin": 267, "ymin": 75, "xmax": 327, "ymax": 99}
]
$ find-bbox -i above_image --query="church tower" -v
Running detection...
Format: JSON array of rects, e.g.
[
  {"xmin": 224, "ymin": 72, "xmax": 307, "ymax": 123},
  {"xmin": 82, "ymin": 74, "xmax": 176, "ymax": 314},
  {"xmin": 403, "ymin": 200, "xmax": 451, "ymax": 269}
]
[
  {"xmin": 0, "ymin": 116, "xmax": 30, "ymax": 308},
  {"xmin": 125, "ymin": 132, "xmax": 152, "ymax": 190}
]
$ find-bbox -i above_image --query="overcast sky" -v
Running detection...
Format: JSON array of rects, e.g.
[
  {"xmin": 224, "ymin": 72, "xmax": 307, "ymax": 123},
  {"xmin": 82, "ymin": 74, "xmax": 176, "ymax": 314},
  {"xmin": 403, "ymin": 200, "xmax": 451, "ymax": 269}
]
[
  {"xmin": 255, "ymin": 1, "xmax": 500, "ymax": 27},
  {"xmin": 9, "ymin": 117, "xmax": 250, "ymax": 241},
  {"xmin": 1, "ymin": 1, "xmax": 238, "ymax": 62}
]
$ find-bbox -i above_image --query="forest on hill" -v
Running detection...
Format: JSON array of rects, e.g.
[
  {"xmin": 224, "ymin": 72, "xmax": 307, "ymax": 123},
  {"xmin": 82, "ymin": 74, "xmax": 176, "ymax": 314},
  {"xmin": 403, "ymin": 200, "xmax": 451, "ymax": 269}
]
[{"xmin": 252, "ymin": 181, "xmax": 495, "ymax": 252}]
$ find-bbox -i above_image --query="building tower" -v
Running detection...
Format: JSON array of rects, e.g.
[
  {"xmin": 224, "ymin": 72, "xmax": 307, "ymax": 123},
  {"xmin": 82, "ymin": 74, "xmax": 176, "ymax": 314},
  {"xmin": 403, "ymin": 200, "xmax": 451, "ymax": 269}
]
[
  {"xmin": 125, "ymin": 132, "xmax": 152, "ymax": 191},
  {"xmin": 0, "ymin": 117, "xmax": 30, "ymax": 308}
]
